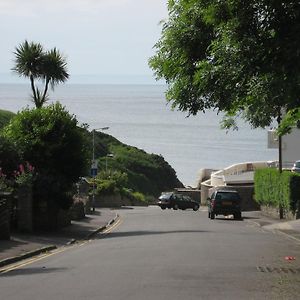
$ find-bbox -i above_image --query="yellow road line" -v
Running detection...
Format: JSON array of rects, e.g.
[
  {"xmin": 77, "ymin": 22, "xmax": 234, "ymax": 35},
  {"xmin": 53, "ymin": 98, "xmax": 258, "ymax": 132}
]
[
  {"xmin": 0, "ymin": 247, "xmax": 69, "ymax": 274},
  {"xmin": 101, "ymin": 218, "xmax": 123, "ymax": 235},
  {"xmin": 0, "ymin": 217, "xmax": 123, "ymax": 274}
]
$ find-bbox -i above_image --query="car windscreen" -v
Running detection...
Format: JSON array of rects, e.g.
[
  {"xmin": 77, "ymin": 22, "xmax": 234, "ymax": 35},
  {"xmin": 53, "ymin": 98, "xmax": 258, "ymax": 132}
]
[
  {"xmin": 217, "ymin": 192, "xmax": 240, "ymax": 201},
  {"xmin": 159, "ymin": 193, "xmax": 172, "ymax": 200},
  {"xmin": 295, "ymin": 161, "xmax": 300, "ymax": 168}
]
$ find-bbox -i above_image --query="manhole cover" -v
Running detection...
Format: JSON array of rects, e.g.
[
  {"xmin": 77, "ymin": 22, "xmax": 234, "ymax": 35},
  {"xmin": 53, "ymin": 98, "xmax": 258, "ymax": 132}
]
[{"xmin": 257, "ymin": 266, "xmax": 300, "ymax": 274}]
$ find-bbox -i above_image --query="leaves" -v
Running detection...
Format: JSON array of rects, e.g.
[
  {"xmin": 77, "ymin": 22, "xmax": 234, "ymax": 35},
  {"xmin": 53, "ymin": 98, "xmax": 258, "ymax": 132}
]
[
  {"xmin": 149, "ymin": 0, "xmax": 300, "ymax": 128},
  {"xmin": 12, "ymin": 40, "xmax": 69, "ymax": 108}
]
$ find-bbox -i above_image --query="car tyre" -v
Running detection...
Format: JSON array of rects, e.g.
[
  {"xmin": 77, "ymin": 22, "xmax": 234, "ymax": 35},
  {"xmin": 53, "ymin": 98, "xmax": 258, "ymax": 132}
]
[
  {"xmin": 161, "ymin": 207, "xmax": 166, "ymax": 210},
  {"xmin": 234, "ymin": 212, "xmax": 242, "ymax": 220},
  {"xmin": 173, "ymin": 204, "xmax": 179, "ymax": 210},
  {"xmin": 193, "ymin": 205, "xmax": 199, "ymax": 211}
]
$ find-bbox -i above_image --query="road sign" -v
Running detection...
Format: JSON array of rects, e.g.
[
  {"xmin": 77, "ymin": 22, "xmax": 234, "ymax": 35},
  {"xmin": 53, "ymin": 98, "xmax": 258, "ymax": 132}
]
[
  {"xmin": 91, "ymin": 160, "xmax": 98, "ymax": 169},
  {"xmin": 91, "ymin": 168, "xmax": 98, "ymax": 176}
]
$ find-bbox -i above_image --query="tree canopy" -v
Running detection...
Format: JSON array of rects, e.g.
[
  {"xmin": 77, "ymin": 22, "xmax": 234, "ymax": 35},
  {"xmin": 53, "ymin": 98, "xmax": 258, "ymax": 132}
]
[
  {"xmin": 3, "ymin": 103, "xmax": 89, "ymax": 209},
  {"xmin": 149, "ymin": 0, "xmax": 300, "ymax": 128},
  {"xmin": 12, "ymin": 40, "xmax": 69, "ymax": 108}
]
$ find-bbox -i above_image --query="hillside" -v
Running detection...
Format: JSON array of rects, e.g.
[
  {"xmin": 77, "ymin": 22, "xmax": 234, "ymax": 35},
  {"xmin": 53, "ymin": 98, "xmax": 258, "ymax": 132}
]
[
  {"xmin": 0, "ymin": 109, "xmax": 15, "ymax": 129},
  {"xmin": 91, "ymin": 131, "xmax": 184, "ymax": 197}
]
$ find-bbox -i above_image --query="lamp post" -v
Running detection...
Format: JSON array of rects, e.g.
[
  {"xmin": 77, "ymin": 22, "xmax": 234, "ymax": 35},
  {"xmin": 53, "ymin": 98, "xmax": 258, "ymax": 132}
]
[{"xmin": 91, "ymin": 127, "xmax": 109, "ymax": 213}]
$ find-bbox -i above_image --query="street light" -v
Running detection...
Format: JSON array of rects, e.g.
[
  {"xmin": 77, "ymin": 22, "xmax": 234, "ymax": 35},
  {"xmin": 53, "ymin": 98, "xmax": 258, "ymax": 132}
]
[{"xmin": 91, "ymin": 127, "xmax": 109, "ymax": 213}]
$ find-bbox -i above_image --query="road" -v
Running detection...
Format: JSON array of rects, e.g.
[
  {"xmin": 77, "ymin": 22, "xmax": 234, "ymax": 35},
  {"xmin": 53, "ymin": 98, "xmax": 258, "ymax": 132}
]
[{"xmin": 1, "ymin": 206, "xmax": 300, "ymax": 299}]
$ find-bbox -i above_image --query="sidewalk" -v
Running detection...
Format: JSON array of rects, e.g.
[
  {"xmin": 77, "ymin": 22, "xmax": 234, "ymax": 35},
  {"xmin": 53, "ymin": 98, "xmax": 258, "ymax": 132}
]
[
  {"xmin": 244, "ymin": 210, "xmax": 300, "ymax": 242},
  {"xmin": 0, "ymin": 208, "xmax": 118, "ymax": 268}
]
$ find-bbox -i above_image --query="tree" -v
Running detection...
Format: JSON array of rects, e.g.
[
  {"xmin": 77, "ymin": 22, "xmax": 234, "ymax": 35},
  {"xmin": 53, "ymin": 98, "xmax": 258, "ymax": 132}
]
[
  {"xmin": 12, "ymin": 40, "xmax": 69, "ymax": 108},
  {"xmin": 3, "ymin": 103, "xmax": 89, "ymax": 210},
  {"xmin": 149, "ymin": 0, "xmax": 300, "ymax": 171}
]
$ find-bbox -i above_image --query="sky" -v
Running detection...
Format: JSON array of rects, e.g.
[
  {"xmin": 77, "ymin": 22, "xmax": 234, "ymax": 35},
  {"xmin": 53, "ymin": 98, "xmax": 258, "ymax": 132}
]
[{"xmin": 0, "ymin": 0, "xmax": 168, "ymax": 84}]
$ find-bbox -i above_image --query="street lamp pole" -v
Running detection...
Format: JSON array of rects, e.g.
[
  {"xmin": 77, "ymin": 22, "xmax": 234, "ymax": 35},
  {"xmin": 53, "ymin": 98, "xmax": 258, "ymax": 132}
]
[{"xmin": 91, "ymin": 127, "xmax": 109, "ymax": 213}]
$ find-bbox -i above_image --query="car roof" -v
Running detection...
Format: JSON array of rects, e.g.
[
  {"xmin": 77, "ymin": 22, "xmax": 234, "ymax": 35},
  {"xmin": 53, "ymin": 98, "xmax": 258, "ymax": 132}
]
[{"xmin": 215, "ymin": 190, "xmax": 239, "ymax": 193}]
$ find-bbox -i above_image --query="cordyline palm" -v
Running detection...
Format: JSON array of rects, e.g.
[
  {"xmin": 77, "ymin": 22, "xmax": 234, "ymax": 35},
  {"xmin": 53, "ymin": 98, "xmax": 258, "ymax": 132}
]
[{"xmin": 12, "ymin": 40, "xmax": 69, "ymax": 108}]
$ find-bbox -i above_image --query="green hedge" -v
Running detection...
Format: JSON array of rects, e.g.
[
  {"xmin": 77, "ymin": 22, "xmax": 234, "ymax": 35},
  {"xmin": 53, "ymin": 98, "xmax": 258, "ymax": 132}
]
[{"xmin": 254, "ymin": 168, "xmax": 300, "ymax": 213}]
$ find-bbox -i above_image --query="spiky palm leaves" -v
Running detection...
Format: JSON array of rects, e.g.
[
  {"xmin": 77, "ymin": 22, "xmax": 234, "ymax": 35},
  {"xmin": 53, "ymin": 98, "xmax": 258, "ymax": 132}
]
[{"xmin": 13, "ymin": 41, "xmax": 69, "ymax": 108}]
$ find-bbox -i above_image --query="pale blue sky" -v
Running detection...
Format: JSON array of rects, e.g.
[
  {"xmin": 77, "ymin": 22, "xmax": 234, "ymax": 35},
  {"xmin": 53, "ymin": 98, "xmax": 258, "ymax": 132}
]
[{"xmin": 0, "ymin": 0, "xmax": 168, "ymax": 84}]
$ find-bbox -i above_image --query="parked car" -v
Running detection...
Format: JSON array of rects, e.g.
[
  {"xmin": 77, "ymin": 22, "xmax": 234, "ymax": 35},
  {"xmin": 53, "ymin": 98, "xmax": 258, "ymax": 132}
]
[
  {"xmin": 157, "ymin": 192, "xmax": 200, "ymax": 211},
  {"xmin": 291, "ymin": 160, "xmax": 300, "ymax": 173},
  {"xmin": 207, "ymin": 190, "xmax": 242, "ymax": 220}
]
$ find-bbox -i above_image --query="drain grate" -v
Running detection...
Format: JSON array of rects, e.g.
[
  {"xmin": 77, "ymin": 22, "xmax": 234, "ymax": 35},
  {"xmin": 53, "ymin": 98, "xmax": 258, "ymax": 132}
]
[{"xmin": 257, "ymin": 266, "xmax": 300, "ymax": 274}]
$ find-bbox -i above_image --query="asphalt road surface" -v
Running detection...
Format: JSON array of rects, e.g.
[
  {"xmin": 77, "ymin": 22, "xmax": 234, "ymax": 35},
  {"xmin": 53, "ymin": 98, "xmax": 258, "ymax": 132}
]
[{"xmin": 1, "ymin": 206, "xmax": 300, "ymax": 300}]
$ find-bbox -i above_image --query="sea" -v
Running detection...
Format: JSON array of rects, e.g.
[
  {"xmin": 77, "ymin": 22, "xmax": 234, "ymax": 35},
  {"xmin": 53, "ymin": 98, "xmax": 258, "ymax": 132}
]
[{"xmin": 0, "ymin": 83, "xmax": 277, "ymax": 186}]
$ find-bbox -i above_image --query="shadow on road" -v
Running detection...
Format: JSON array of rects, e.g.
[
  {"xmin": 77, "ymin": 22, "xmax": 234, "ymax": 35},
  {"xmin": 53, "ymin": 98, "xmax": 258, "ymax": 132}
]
[
  {"xmin": 100, "ymin": 230, "xmax": 209, "ymax": 239},
  {"xmin": 0, "ymin": 267, "xmax": 68, "ymax": 277}
]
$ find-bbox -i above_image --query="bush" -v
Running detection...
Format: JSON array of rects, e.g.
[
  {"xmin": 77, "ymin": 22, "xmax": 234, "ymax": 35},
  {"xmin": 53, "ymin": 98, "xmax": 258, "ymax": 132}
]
[
  {"xmin": 95, "ymin": 170, "xmax": 128, "ymax": 196},
  {"xmin": 3, "ymin": 103, "xmax": 89, "ymax": 210},
  {"xmin": 254, "ymin": 168, "xmax": 300, "ymax": 213}
]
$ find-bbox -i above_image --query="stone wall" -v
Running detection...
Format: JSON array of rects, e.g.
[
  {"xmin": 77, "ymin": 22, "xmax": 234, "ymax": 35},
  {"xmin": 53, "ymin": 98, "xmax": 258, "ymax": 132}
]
[
  {"xmin": 0, "ymin": 195, "xmax": 10, "ymax": 240},
  {"xmin": 261, "ymin": 205, "xmax": 298, "ymax": 220},
  {"xmin": 17, "ymin": 185, "xmax": 33, "ymax": 232}
]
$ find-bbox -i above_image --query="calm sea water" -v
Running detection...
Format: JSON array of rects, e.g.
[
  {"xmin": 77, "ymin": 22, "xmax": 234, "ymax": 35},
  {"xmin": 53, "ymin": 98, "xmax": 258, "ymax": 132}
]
[{"xmin": 0, "ymin": 83, "xmax": 277, "ymax": 185}]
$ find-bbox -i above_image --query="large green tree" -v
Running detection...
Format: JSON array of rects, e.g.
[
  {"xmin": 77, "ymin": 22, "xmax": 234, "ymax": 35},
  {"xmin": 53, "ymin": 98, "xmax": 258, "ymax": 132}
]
[
  {"xmin": 149, "ymin": 0, "xmax": 300, "ymax": 170},
  {"xmin": 3, "ymin": 103, "xmax": 89, "ymax": 210},
  {"xmin": 12, "ymin": 40, "xmax": 69, "ymax": 108}
]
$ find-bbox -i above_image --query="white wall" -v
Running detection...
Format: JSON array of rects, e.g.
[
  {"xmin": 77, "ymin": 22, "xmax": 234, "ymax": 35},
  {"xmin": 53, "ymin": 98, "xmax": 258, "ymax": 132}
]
[{"xmin": 282, "ymin": 128, "xmax": 300, "ymax": 168}]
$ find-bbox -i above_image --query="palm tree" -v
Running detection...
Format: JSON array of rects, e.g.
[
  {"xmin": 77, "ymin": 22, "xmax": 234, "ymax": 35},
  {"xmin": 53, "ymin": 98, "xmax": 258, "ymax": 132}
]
[
  {"xmin": 12, "ymin": 41, "xmax": 44, "ymax": 107},
  {"xmin": 12, "ymin": 40, "xmax": 69, "ymax": 108},
  {"xmin": 40, "ymin": 48, "xmax": 69, "ymax": 105}
]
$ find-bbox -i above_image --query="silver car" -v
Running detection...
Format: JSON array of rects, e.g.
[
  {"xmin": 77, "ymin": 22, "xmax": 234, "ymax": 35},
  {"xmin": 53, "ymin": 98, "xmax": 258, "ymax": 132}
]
[{"xmin": 291, "ymin": 160, "xmax": 300, "ymax": 173}]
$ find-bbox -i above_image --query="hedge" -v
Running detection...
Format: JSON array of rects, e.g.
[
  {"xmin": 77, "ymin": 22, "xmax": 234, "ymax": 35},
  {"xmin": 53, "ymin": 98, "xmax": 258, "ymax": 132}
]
[{"xmin": 254, "ymin": 168, "xmax": 300, "ymax": 213}]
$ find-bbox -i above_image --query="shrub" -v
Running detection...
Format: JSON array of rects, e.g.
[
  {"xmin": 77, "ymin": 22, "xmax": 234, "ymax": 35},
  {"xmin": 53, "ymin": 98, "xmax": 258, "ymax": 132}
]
[
  {"xmin": 3, "ymin": 103, "xmax": 89, "ymax": 210},
  {"xmin": 254, "ymin": 168, "xmax": 300, "ymax": 213}
]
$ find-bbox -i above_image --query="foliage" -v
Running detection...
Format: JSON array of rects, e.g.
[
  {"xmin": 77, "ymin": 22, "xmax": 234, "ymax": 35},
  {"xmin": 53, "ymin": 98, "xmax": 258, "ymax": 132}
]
[
  {"xmin": 277, "ymin": 108, "xmax": 300, "ymax": 136},
  {"xmin": 92, "ymin": 131, "xmax": 183, "ymax": 197},
  {"xmin": 3, "ymin": 103, "xmax": 89, "ymax": 209},
  {"xmin": 149, "ymin": 0, "xmax": 300, "ymax": 128},
  {"xmin": 95, "ymin": 170, "xmax": 128, "ymax": 196},
  {"xmin": 12, "ymin": 40, "xmax": 69, "ymax": 108},
  {"xmin": 14, "ymin": 162, "xmax": 35, "ymax": 187},
  {"xmin": 131, "ymin": 191, "xmax": 146, "ymax": 203},
  {"xmin": 0, "ymin": 171, "xmax": 12, "ymax": 193},
  {"xmin": 0, "ymin": 109, "xmax": 15, "ymax": 130},
  {"xmin": 0, "ymin": 135, "xmax": 20, "ymax": 177},
  {"xmin": 254, "ymin": 168, "xmax": 300, "ymax": 213}
]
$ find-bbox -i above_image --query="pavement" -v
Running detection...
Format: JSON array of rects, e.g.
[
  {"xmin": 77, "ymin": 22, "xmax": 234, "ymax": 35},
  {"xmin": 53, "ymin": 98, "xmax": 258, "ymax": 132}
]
[
  {"xmin": 1, "ymin": 208, "xmax": 300, "ymax": 269},
  {"xmin": 0, "ymin": 208, "xmax": 118, "ymax": 268}
]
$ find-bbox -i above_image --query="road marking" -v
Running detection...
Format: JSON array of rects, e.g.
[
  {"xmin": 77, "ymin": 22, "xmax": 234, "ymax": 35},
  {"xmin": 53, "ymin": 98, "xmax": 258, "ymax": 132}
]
[
  {"xmin": 0, "ymin": 217, "xmax": 123, "ymax": 274},
  {"xmin": 0, "ymin": 247, "xmax": 70, "ymax": 274},
  {"xmin": 101, "ymin": 218, "xmax": 123, "ymax": 235}
]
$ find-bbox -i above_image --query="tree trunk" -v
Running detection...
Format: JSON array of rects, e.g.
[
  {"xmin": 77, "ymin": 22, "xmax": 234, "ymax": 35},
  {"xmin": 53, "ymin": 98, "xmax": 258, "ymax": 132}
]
[
  {"xmin": 30, "ymin": 75, "xmax": 38, "ymax": 106},
  {"xmin": 42, "ymin": 78, "xmax": 50, "ymax": 105}
]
